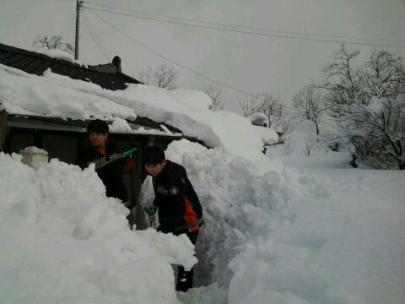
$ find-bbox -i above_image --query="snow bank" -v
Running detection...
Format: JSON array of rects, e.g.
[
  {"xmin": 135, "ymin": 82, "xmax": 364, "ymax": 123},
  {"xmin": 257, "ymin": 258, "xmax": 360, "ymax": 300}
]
[
  {"xmin": 0, "ymin": 152, "xmax": 196, "ymax": 304},
  {"xmin": 246, "ymin": 112, "xmax": 269, "ymax": 126},
  {"xmin": 140, "ymin": 139, "xmax": 337, "ymax": 302},
  {"xmin": 158, "ymin": 139, "xmax": 405, "ymax": 304},
  {"xmin": 253, "ymin": 125, "xmax": 279, "ymax": 145},
  {"xmin": 0, "ymin": 64, "xmax": 280, "ymax": 174}
]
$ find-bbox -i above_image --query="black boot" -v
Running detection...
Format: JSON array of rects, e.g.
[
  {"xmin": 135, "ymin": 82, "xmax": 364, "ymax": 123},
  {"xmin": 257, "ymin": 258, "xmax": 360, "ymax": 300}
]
[{"xmin": 176, "ymin": 266, "xmax": 193, "ymax": 292}]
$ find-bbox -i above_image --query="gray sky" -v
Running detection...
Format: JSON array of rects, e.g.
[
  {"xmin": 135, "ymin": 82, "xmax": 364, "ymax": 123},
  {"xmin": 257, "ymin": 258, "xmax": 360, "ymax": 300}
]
[{"xmin": 1, "ymin": 0, "xmax": 405, "ymax": 113}]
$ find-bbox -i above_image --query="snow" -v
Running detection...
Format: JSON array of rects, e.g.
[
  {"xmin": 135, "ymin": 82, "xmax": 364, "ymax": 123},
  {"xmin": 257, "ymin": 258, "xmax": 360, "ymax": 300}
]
[
  {"xmin": 366, "ymin": 96, "xmax": 384, "ymax": 114},
  {"xmin": 246, "ymin": 113, "xmax": 269, "ymax": 127},
  {"xmin": 36, "ymin": 48, "xmax": 85, "ymax": 66},
  {"xmin": 253, "ymin": 125, "xmax": 279, "ymax": 145},
  {"xmin": 2, "ymin": 136, "xmax": 405, "ymax": 303},
  {"xmin": 109, "ymin": 117, "xmax": 134, "ymax": 133},
  {"xmin": 20, "ymin": 146, "xmax": 48, "ymax": 155},
  {"xmin": 0, "ymin": 63, "xmax": 279, "ymax": 174},
  {"xmin": 0, "ymin": 152, "xmax": 196, "ymax": 304},
  {"xmin": 2, "ymin": 54, "xmax": 405, "ymax": 304},
  {"xmin": 135, "ymin": 135, "xmax": 405, "ymax": 304}
]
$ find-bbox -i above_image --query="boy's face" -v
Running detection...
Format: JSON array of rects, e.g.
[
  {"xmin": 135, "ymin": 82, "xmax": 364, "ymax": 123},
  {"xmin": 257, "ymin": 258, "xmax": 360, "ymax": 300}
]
[
  {"xmin": 89, "ymin": 132, "xmax": 108, "ymax": 148},
  {"xmin": 145, "ymin": 160, "xmax": 166, "ymax": 177}
]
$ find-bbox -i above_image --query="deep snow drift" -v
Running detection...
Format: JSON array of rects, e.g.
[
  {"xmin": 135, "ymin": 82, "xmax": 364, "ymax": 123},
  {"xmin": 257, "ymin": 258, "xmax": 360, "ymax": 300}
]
[
  {"xmin": 1, "ymin": 135, "xmax": 405, "ymax": 304},
  {"xmin": 141, "ymin": 137, "xmax": 405, "ymax": 304},
  {"xmin": 0, "ymin": 152, "xmax": 196, "ymax": 304}
]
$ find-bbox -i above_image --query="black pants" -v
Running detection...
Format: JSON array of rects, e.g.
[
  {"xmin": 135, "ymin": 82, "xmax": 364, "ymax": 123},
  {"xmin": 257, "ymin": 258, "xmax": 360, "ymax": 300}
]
[{"xmin": 174, "ymin": 229, "xmax": 199, "ymax": 292}]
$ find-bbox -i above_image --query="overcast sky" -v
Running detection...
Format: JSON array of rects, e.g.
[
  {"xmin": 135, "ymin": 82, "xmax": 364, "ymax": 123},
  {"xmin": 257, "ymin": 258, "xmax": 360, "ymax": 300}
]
[{"xmin": 1, "ymin": 0, "xmax": 405, "ymax": 113}]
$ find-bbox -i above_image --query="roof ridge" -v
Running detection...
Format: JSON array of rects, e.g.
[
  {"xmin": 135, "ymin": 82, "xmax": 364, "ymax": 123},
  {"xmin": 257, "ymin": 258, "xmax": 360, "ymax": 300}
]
[
  {"xmin": 0, "ymin": 43, "xmax": 84, "ymax": 69},
  {"xmin": 0, "ymin": 43, "xmax": 142, "ymax": 89}
]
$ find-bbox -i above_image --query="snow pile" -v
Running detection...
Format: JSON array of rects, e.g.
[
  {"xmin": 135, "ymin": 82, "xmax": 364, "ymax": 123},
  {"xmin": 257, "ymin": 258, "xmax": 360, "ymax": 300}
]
[
  {"xmin": 0, "ymin": 64, "xmax": 280, "ymax": 174},
  {"xmin": 139, "ymin": 139, "xmax": 334, "ymax": 302},
  {"xmin": 0, "ymin": 152, "xmax": 196, "ymax": 304},
  {"xmin": 20, "ymin": 146, "xmax": 48, "ymax": 155},
  {"xmin": 109, "ymin": 117, "xmax": 134, "ymax": 133},
  {"xmin": 253, "ymin": 125, "xmax": 279, "ymax": 145},
  {"xmin": 246, "ymin": 112, "xmax": 269, "ymax": 127},
  {"xmin": 141, "ymin": 139, "xmax": 405, "ymax": 304}
]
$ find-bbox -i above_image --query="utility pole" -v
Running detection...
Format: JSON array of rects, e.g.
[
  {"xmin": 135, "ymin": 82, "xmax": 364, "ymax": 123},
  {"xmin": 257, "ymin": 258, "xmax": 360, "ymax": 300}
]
[{"xmin": 75, "ymin": 0, "xmax": 83, "ymax": 60}]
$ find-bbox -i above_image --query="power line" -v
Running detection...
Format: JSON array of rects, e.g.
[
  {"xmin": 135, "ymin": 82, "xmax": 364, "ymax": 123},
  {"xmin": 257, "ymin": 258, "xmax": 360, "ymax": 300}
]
[
  {"xmin": 85, "ymin": 8, "xmax": 340, "ymax": 122},
  {"xmin": 85, "ymin": 8, "xmax": 403, "ymax": 127},
  {"xmin": 83, "ymin": 6, "xmax": 405, "ymax": 49},
  {"xmin": 82, "ymin": 10, "xmax": 110, "ymax": 61},
  {"xmin": 83, "ymin": 1, "xmax": 405, "ymax": 45},
  {"xmin": 67, "ymin": 10, "xmax": 77, "ymax": 44}
]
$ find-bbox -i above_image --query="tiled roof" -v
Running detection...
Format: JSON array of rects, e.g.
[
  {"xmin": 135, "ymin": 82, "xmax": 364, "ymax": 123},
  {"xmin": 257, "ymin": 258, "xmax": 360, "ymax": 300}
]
[
  {"xmin": 0, "ymin": 43, "xmax": 182, "ymax": 135},
  {"xmin": 0, "ymin": 43, "xmax": 142, "ymax": 90}
]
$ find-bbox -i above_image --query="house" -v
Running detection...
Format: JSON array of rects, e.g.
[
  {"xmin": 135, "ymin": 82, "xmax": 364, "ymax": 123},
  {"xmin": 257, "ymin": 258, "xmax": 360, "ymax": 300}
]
[{"xmin": 0, "ymin": 43, "xmax": 201, "ymax": 223}]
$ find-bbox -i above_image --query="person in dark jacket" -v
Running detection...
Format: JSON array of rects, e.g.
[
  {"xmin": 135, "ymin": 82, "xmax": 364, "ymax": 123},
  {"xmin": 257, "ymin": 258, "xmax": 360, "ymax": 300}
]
[
  {"xmin": 143, "ymin": 146, "xmax": 203, "ymax": 292},
  {"xmin": 75, "ymin": 119, "xmax": 130, "ymax": 206}
]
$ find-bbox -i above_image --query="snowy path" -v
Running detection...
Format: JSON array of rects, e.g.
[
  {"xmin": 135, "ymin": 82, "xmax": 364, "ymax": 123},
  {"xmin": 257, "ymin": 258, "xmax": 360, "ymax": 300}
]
[{"xmin": 259, "ymin": 153, "xmax": 405, "ymax": 304}]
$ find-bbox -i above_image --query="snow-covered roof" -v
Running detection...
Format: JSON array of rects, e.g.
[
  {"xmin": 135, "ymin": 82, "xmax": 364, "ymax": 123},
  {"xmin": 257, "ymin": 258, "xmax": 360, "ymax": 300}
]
[
  {"xmin": 5, "ymin": 114, "xmax": 182, "ymax": 137},
  {"xmin": 0, "ymin": 43, "xmax": 141, "ymax": 91},
  {"xmin": 0, "ymin": 45, "xmax": 282, "ymax": 174}
]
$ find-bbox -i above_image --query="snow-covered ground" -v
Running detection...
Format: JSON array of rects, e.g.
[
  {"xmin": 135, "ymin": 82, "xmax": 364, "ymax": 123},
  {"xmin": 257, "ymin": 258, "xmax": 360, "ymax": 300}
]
[
  {"xmin": 168, "ymin": 136, "xmax": 405, "ymax": 304},
  {"xmin": 2, "ymin": 133, "xmax": 403, "ymax": 304},
  {"xmin": 1, "ymin": 59, "xmax": 404, "ymax": 303}
]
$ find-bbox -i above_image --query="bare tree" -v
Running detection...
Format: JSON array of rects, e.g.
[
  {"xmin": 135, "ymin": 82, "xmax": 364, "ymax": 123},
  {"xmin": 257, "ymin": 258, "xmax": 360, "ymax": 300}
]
[
  {"xmin": 358, "ymin": 50, "xmax": 405, "ymax": 99},
  {"xmin": 302, "ymin": 137, "xmax": 317, "ymax": 156},
  {"xmin": 239, "ymin": 93, "xmax": 294, "ymax": 135},
  {"xmin": 317, "ymin": 44, "xmax": 365, "ymax": 118},
  {"xmin": 33, "ymin": 35, "xmax": 74, "ymax": 55},
  {"xmin": 204, "ymin": 84, "xmax": 224, "ymax": 111},
  {"xmin": 343, "ymin": 96, "xmax": 405, "ymax": 169},
  {"xmin": 292, "ymin": 87, "xmax": 326, "ymax": 135},
  {"xmin": 137, "ymin": 64, "xmax": 178, "ymax": 90},
  {"xmin": 317, "ymin": 45, "xmax": 405, "ymax": 169}
]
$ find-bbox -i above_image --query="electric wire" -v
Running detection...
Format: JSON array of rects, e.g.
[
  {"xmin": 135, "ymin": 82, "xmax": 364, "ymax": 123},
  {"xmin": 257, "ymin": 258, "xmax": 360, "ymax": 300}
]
[
  {"xmin": 67, "ymin": 10, "xmax": 77, "ymax": 45},
  {"xmin": 85, "ymin": 7, "xmax": 404, "ymax": 131},
  {"xmin": 83, "ymin": 6, "xmax": 405, "ymax": 48},
  {"xmin": 83, "ymin": 1, "xmax": 405, "ymax": 45},
  {"xmin": 86, "ymin": 8, "xmax": 337, "ymax": 121},
  {"xmin": 82, "ymin": 10, "xmax": 110, "ymax": 61},
  {"xmin": 83, "ymin": 10, "xmax": 110, "ymax": 60}
]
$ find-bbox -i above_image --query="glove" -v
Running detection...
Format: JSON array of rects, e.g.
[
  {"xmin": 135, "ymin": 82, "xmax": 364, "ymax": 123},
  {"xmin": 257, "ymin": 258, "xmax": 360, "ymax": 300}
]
[
  {"xmin": 144, "ymin": 205, "xmax": 158, "ymax": 216},
  {"xmin": 123, "ymin": 158, "xmax": 136, "ymax": 173}
]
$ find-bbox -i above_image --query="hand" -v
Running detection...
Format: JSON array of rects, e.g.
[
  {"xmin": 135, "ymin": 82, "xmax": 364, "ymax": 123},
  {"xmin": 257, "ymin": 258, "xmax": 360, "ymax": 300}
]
[
  {"xmin": 144, "ymin": 205, "xmax": 158, "ymax": 216},
  {"xmin": 123, "ymin": 158, "xmax": 136, "ymax": 173}
]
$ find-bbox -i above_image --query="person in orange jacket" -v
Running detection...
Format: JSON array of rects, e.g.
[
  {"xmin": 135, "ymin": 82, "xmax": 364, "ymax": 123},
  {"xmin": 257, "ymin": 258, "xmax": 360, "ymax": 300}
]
[{"xmin": 143, "ymin": 146, "xmax": 203, "ymax": 292}]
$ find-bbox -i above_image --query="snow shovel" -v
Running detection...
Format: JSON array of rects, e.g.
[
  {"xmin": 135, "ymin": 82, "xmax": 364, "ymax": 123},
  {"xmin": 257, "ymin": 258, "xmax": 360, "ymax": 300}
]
[{"xmin": 94, "ymin": 147, "xmax": 138, "ymax": 170}]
